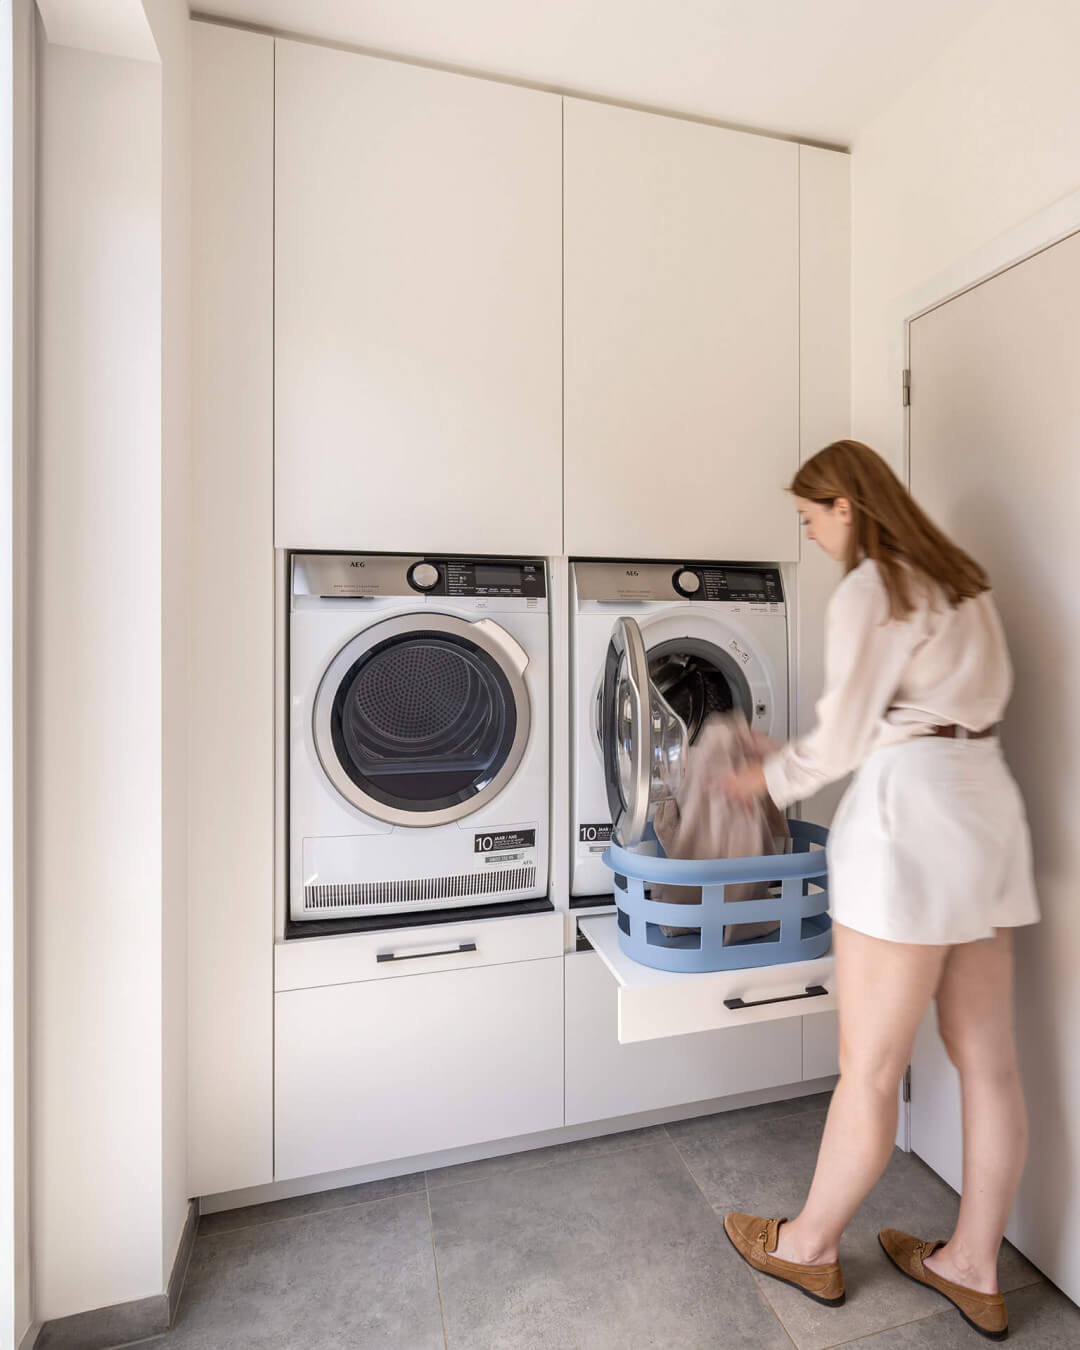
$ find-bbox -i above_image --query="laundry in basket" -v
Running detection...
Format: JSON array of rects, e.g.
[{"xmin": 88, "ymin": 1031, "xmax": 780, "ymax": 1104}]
[{"xmin": 653, "ymin": 712, "xmax": 789, "ymax": 941}]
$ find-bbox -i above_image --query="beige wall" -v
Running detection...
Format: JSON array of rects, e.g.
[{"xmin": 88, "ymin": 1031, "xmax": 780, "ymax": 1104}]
[{"xmin": 851, "ymin": 0, "xmax": 1080, "ymax": 470}]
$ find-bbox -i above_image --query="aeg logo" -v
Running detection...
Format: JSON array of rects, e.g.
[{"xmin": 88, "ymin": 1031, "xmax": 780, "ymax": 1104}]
[
  {"xmin": 625, "ymin": 569, "xmax": 639, "ymax": 576},
  {"xmin": 349, "ymin": 561, "xmax": 366, "ymax": 568}
]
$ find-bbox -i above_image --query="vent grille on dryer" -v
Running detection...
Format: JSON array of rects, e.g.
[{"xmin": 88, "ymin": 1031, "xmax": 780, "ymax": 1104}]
[{"xmin": 304, "ymin": 865, "xmax": 537, "ymax": 911}]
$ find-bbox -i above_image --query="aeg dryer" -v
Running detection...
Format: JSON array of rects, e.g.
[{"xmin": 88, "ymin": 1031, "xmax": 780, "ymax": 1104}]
[{"xmin": 290, "ymin": 553, "xmax": 549, "ymax": 922}]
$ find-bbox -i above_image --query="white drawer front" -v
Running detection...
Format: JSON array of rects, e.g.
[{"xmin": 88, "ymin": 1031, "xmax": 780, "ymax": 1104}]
[
  {"xmin": 565, "ymin": 951, "xmax": 803, "ymax": 1125},
  {"xmin": 578, "ymin": 915, "xmax": 836, "ymax": 1043},
  {"xmin": 275, "ymin": 955, "xmax": 564, "ymax": 1179},
  {"xmin": 275, "ymin": 910, "xmax": 563, "ymax": 991}
]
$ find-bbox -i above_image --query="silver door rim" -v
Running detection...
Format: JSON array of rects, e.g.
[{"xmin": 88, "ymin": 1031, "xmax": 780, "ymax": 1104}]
[
  {"xmin": 313, "ymin": 613, "xmax": 531, "ymax": 826},
  {"xmin": 610, "ymin": 616, "xmax": 651, "ymax": 848}
]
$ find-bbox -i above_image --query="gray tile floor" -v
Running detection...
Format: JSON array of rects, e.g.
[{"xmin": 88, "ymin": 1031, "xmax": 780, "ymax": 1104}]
[{"xmin": 160, "ymin": 1091, "xmax": 1077, "ymax": 1349}]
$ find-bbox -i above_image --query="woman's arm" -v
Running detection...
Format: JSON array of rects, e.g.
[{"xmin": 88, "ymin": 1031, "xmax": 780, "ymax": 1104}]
[{"xmin": 761, "ymin": 566, "xmax": 923, "ymax": 810}]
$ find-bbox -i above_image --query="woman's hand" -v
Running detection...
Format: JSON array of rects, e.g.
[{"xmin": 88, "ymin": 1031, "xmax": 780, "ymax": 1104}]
[{"xmin": 723, "ymin": 761, "xmax": 768, "ymax": 805}]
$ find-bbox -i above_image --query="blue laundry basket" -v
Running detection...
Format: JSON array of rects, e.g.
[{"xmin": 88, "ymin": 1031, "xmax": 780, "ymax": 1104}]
[{"xmin": 602, "ymin": 819, "xmax": 831, "ymax": 973}]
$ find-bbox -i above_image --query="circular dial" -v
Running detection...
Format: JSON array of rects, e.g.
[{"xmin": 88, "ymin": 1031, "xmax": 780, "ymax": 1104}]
[
  {"xmin": 409, "ymin": 562, "xmax": 440, "ymax": 592},
  {"xmin": 673, "ymin": 568, "xmax": 701, "ymax": 597}
]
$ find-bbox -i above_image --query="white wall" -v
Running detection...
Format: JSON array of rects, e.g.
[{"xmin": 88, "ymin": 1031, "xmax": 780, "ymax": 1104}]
[
  {"xmin": 851, "ymin": 0, "xmax": 1080, "ymax": 469},
  {"xmin": 849, "ymin": 0, "xmax": 1080, "ymax": 1278},
  {"xmin": 33, "ymin": 36, "xmax": 163, "ymax": 1316},
  {"xmin": 9, "ymin": 6, "xmax": 34, "ymax": 1344},
  {"xmin": 31, "ymin": 0, "xmax": 191, "ymax": 1320}
]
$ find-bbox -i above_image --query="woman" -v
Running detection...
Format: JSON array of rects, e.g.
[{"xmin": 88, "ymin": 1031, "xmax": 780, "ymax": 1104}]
[{"xmin": 721, "ymin": 440, "xmax": 1039, "ymax": 1342}]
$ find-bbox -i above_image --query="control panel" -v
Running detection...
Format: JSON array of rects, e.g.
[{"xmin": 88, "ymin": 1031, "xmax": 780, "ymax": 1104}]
[
  {"xmin": 573, "ymin": 560, "xmax": 784, "ymax": 606},
  {"xmin": 412, "ymin": 558, "xmax": 547, "ymax": 599},
  {"xmin": 674, "ymin": 565, "xmax": 783, "ymax": 604}
]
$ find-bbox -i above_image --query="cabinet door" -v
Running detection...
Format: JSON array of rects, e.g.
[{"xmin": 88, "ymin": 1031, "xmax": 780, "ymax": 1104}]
[
  {"xmin": 189, "ymin": 21, "xmax": 275, "ymax": 1199},
  {"xmin": 275, "ymin": 956, "xmax": 563, "ymax": 1180},
  {"xmin": 275, "ymin": 40, "xmax": 562, "ymax": 554},
  {"xmin": 565, "ymin": 952, "xmax": 803, "ymax": 1126},
  {"xmin": 564, "ymin": 99, "xmax": 799, "ymax": 561}
]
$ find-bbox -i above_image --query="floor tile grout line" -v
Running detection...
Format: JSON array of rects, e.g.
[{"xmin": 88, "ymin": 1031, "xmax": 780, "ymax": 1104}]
[
  {"xmin": 196, "ymin": 1105, "xmax": 833, "ymax": 1237},
  {"xmin": 817, "ymin": 1302, "xmax": 973, "ymax": 1349},
  {"xmin": 665, "ymin": 1101, "xmax": 832, "ymax": 1142},
  {"xmin": 197, "ymin": 1184, "xmax": 431, "ymax": 1238},
  {"xmin": 748, "ymin": 1273, "xmax": 799, "ymax": 1350},
  {"xmin": 426, "ymin": 1183, "xmax": 451, "ymax": 1350},
  {"xmin": 424, "ymin": 1134, "xmax": 668, "ymax": 1194},
  {"xmin": 665, "ymin": 1125, "xmax": 799, "ymax": 1347}
]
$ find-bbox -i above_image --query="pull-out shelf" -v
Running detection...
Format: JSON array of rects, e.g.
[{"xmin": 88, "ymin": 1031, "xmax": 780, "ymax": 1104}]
[{"xmin": 578, "ymin": 914, "xmax": 837, "ymax": 1043}]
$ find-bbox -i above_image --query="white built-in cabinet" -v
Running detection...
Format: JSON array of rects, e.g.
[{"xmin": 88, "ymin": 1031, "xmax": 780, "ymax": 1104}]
[
  {"xmin": 190, "ymin": 18, "xmax": 849, "ymax": 1202},
  {"xmin": 563, "ymin": 99, "xmax": 800, "ymax": 561},
  {"xmin": 189, "ymin": 22, "xmax": 275, "ymax": 1199},
  {"xmin": 565, "ymin": 952, "xmax": 807, "ymax": 1124},
  {"xmin": 274, "ymin": 914, "xmax": 564, "ymax": 1179},
  {"xmin": 274, "ymin": 39, "xmax": 563, "ymax": 555}
]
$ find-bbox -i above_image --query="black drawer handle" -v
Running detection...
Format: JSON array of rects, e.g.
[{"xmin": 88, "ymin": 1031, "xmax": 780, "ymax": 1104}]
[
  {"xmin": 376, "ymin": 941, "xmax": 477, "ymax": 964},
  {"xmin": 724, "ymin": 983, "xmax": 829, "ymax": 1011}
]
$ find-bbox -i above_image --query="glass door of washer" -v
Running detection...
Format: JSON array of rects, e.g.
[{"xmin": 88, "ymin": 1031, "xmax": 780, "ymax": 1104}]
[
  {"xmin": 601, "ymin": 616, "xmax": 689, "ymax": 847},
  {"xmin": 313, "ymin": 613, "xmax": 530, "ymax": 826}
]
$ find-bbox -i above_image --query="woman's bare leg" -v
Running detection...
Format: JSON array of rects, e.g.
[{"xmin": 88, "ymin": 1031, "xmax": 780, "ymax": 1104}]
[
  {"xmin": 773, "ymin": 923, "xmax": 950, "ymax": 1264},
  {"xmin": 922, "ymin": 928, "xmax": 1027, "ymax": 1294}
]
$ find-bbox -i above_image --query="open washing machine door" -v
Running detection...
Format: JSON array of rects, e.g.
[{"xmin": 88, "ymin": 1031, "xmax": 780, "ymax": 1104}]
[{"xmin": 601, "ymin": 616, "xmax": 691, "ymax": 848}]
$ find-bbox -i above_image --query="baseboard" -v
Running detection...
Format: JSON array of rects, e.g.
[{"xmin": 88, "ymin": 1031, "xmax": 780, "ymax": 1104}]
[
  {"xmin": 201, "ymin": 1075, "xmax": 839, "ymax": 1214},
  {"xmin": 33, "ymin": 1199, "xmax": 199, "ymax": 1350},
  {"xmin": 18, "ymin": 1320, "xmax": 42, "ymax": 1350}
]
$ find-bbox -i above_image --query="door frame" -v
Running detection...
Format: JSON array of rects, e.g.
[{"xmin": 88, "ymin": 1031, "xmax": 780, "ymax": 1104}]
[
  {"xmin": 885, "ymin": 184, "xmax": 1080, "ymax": 1150},
  {"xmin": 892, "ymin": 185, "xmax": 1080, "ymax": 491},
  {"xmin": 887, "ymin": 186, "xmax": 1080, "ymax": 1154}
]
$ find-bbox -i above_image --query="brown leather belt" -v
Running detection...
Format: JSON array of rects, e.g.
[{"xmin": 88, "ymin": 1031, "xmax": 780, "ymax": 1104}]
[{"xmin": 930, "ymin": 723, "xmax": 998, "ymax": 740}]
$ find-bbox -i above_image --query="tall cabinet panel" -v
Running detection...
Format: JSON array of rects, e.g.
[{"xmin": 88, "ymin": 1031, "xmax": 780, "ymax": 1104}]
[
  {"xmin": 274, "ymin": 41, "xmax": 562, "ymax": 554},
  {"xmin": 189, "ymin": 22, "xmax": 275, "ymax": 1196},
  {"xmin": 564, "ymin": 99, "xmax": 799, "ymax": 561}
]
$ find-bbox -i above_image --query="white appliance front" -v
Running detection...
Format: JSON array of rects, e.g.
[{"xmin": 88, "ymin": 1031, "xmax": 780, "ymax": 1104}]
[
  {"xmin": 570, "ymin": 560, "xmax": 789, "ymax": 899},
  {"xmin": 290, "ymin": 553, "xmax": 550, "ymax": 922}
]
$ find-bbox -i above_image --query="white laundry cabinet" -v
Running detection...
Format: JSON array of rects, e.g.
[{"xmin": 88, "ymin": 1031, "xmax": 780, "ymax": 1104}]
[
  {"xmin": 274, "ymin": 39, "xmax": 563, "ymax": 556},
  {"xmin": 189, "ymin": 19, "xmax": 849, "ymax": 1202},
  {"xmin": 563, "ymin": 99, "xmax": 800, "ymax": 561},
  {"xmin": 274, "ymin": 914, "xmax": 564, "ymax": 1180}
]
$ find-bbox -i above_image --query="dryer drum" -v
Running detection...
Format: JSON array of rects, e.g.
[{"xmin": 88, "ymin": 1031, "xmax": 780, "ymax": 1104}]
[{"xmin": 330, "ymin": 631, "xmax": 517, "ymax": 812}]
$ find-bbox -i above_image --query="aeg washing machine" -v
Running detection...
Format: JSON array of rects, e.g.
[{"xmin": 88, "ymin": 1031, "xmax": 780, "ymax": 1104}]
[
  {"xmin": 290, "ymin": 553, "xmax": 549, "ymax": 922},
  {"xmin": 570, "ymin": 560, "xmax": 789, "ymax": 899}
]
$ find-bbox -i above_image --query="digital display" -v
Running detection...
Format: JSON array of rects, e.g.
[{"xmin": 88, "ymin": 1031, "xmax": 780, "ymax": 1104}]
[
  {"xmin": 724, "ymin": 570, "xmax": 767, "ymax": 592},
  {"xmin": 475, "ymin": 565, "xmax": 522, "ymax": 588}
]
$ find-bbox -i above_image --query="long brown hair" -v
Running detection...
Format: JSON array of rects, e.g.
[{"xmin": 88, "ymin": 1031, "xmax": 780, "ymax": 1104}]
[{"xmin": 792, "ymin": 439, "xmax": 989, "ymax": 620}]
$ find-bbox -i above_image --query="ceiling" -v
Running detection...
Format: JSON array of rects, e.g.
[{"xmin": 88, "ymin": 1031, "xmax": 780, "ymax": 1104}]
[{"xmin": 195, "ymin": 0, "xmax": 994, "ymax": 147}]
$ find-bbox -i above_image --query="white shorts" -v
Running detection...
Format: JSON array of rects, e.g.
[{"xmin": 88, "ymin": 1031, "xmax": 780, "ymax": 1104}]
[{"xmin": 827, "ymin": 737, "xmax": 1041, "ymax": 946}]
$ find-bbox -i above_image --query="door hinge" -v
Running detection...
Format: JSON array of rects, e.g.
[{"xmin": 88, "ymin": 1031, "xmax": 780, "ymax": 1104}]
[
  {"xmin": 902, "ymin": 1065, "xmax": 912, "ymax": 1102},
  {"xmin": 902, "ymin": 368, "xmax": 911, "ymax": 407}
]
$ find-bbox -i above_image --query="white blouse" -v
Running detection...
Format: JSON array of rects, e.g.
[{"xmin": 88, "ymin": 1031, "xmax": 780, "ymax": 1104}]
[{"xmin": 763, "ymin": 558, "xmax": 1014, "ymax": 810}]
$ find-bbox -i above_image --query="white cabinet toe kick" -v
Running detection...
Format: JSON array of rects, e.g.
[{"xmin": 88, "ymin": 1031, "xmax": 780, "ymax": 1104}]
[{"xmin": 578, "ymin": 915, "xmax": 837, "ymax": 1043}]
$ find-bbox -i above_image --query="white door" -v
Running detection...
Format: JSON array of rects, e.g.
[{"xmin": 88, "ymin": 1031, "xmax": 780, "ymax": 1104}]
[
  {"xmin": 275, "ymin": 40, "xmax": 562, "ymax": 555},
  {"xmin": 908, "ymin": 226, "xmax": 1080, "ymax": 1303},
  {"xmin": 563, "ymin": 98, "xmax": 799, "ymax": 561}
]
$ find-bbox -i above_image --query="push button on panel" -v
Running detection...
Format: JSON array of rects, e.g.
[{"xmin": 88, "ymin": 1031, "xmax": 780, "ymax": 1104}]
[
  {"xmin": 673, "ymin": 568, "xmax": 702, "ymax": 598},
  {"xmin": 408, "ymin": 561, "xmax": 441, "ymax": 592}
]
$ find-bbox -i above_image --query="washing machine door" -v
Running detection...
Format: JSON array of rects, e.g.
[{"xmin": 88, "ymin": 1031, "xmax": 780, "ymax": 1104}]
[
  {"xmin": 312, "ymin": 613, "xmax": 531, "ymax": 827},
  {"xmin": 601, "ymin": 617, "xmax": 689, "ymax": 848}
]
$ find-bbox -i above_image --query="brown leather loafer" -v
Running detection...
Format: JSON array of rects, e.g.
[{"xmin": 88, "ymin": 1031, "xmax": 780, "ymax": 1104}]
[
  {"xmin": 724, "ymin": 1213, "xmax": 845, "ymax": 1306},
  {"xmin": 878, "ymin": 1228, "xmax": 1008, "ymax": 1341}
]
